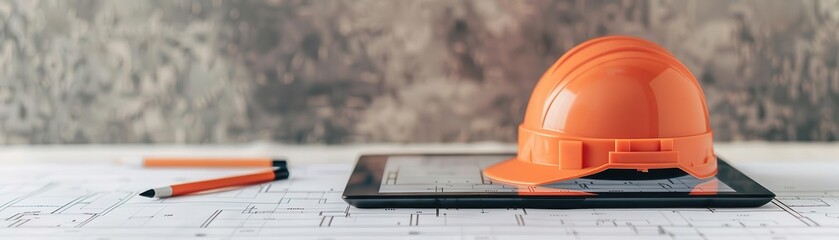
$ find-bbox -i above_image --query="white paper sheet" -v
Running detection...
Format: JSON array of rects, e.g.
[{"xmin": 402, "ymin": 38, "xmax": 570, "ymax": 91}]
[{"xmin": 1, "ymin": 162, "xmax": 838, "ymax": 239}]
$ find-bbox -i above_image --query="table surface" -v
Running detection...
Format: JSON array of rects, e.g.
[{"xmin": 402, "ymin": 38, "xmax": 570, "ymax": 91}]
[{"xmin": 1, "ymin": 142, "xmax": 838, "ymax": 239}]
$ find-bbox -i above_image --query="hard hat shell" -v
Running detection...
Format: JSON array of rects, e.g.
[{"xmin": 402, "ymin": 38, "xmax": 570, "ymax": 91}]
[{"xmin": 484, "ymin": 36, "xmax": 717, "ymax": 185}]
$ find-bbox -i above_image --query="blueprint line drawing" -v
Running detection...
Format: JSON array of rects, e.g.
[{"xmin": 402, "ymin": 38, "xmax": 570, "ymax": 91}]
[{"xmin": 1, "ymin": 164, "xmax": 838, "ymax": 239}]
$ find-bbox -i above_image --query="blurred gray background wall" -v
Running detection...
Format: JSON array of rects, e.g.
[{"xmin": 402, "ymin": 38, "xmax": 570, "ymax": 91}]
[{"xmin": 1, "ymin": 0, "xmax": 838, "ymax": 144}]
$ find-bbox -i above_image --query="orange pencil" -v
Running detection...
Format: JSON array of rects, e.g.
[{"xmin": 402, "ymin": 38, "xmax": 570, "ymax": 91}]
[
  {"xmin": 138, "ymin": 168, "xmax": 290, "ymax": 198},
  {"xmin": 129, "ymin": 157, "xmax": 287, "ymax": 168}
]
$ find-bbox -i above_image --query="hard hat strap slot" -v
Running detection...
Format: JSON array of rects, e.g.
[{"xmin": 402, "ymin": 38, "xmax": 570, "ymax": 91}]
[
  {"xmin": 610, "ymin": 139, "xmax": 679, "ymax": 164},
  {"xmin": 609, "ymin": 151, "xmax": 679, "ymax": 164},
  {"xmin": 614, "ymin": 139, "xmax": 674, "ymax": 152},
  {"xmin": 558, "ymin": 141, "xmax": 583, "ymax": 169}
]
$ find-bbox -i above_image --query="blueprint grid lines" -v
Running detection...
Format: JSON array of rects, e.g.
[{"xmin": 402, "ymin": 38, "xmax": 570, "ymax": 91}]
[{"xmin": 0, "ymin": 164, "xmax": 838, "ymax": 239}]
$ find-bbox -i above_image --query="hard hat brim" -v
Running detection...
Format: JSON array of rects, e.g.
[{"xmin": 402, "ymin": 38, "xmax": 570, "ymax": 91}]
[{"xmin": 483, "ymin": 157, "xmax": 609, "ymax": 186}]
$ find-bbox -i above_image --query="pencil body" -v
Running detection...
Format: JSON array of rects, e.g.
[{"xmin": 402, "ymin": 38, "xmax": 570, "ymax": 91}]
[
  {"xmin": 139, "ymin": 157, "xmax": 286, "ymax": 168},
  {"xmin": 140, "ymin": 169, "xmax": 289, "ymax": 198}
]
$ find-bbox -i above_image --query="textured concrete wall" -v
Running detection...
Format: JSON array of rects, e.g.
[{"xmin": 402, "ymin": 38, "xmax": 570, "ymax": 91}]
[{"xmin": 1, "ymin": 0, "xmax": 838, "ymax": 144}]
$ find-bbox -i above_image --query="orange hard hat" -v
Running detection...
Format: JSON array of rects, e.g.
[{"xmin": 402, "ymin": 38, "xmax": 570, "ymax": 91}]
[{"xmin": 484, "ymin": 36, "xmax": 717, "ymax": 185}]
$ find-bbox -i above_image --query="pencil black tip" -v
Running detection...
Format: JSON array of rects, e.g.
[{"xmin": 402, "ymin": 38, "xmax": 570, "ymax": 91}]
[{"xmin": 139, "ymin": 189, "xmax": 155, "ymax": 198}]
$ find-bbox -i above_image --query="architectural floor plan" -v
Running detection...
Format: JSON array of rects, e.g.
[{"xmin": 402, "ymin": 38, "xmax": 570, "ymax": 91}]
[{"xmin": 1, "ymin": 163, "xmax": 838, "ymax": 239}]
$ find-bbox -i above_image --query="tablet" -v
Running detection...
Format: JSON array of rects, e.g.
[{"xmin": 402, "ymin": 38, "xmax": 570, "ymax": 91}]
[{"xmin": 342, "ymin": 153, "xmax": 774, "ymax": 209}]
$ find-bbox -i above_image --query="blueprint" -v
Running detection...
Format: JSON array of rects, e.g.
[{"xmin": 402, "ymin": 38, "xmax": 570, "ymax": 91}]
[{"xmin": 1, "ymin": 162, "xmax": 839, "ymax": 239}]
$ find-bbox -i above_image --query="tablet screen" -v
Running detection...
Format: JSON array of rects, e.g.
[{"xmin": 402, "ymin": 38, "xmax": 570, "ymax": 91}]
[{"xmin": 378, "ymin": 155, "xmax": 735, "ymax": 194}]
